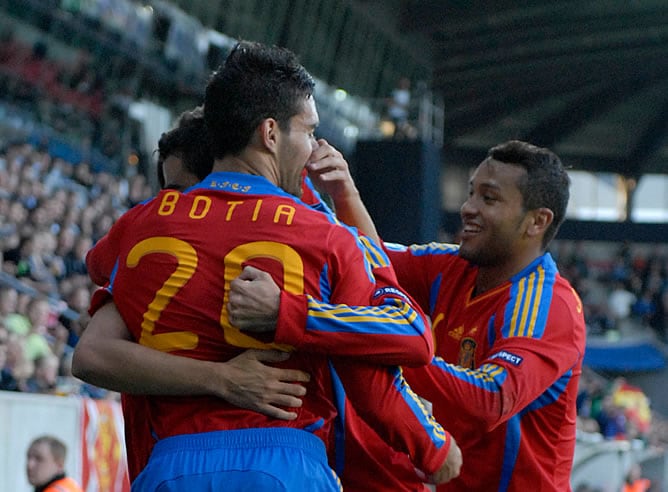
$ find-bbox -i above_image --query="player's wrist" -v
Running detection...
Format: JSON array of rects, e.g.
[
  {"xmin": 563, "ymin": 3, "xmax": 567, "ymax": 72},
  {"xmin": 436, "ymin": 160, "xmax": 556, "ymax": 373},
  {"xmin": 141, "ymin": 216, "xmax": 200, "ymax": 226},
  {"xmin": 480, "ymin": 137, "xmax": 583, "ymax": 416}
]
[
  {"xmin": 329, "ymin": 186, "xmax": 360, "ymax": 203},
  {"xmin": 196, "ymin": 360, "xmax": 231, "ymax": 398}
]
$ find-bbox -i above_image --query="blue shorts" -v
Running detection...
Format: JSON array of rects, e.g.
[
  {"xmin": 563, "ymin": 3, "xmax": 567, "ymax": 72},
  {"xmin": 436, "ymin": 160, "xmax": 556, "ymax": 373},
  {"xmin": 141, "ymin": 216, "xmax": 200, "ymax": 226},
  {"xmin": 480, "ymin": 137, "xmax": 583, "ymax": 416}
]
[{"xmin": 131, "ymin": 427, "xmax": 342, "ymax": 492}]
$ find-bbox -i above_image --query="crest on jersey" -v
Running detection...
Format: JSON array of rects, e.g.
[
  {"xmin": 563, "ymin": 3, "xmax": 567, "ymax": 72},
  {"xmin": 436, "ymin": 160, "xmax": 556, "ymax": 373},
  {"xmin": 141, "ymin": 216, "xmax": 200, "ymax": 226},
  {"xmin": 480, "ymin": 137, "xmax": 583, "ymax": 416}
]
[{"xmin": 458, "ymin": 337, "xmax": 477, "ymax": 369}]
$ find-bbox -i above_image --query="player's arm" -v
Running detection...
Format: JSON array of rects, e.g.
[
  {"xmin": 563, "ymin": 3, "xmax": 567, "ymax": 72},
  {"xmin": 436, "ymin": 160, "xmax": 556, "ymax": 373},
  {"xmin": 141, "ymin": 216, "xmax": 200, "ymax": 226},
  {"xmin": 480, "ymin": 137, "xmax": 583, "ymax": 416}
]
[
  {"xmin": 382, "ymin": 241, "xmax": 460, "ymax": 310},
  {"xmin": 85, "ymin": 223, "xmax": 121, "ymax": 286},
  {"xmin": 229, "ymin": 236, "xmax": 434, "ymax": 367},
  {"xmin": 404, "ymin": 287, "xmax": 585, "ymax": 433},
  {"xmin": 333, "ymin": 359, "xmax": 461, "ymax": 485},
  {"xmin": 71, "ymin": 298, "xmax": 310, "ymax": 420},
  {"xmin": 281, "ymin": 231, "xmax": 435, "ymax": 366},
  {"xmin": 304, "ymin": 149, "xmax": 457, "ymax": 311}
]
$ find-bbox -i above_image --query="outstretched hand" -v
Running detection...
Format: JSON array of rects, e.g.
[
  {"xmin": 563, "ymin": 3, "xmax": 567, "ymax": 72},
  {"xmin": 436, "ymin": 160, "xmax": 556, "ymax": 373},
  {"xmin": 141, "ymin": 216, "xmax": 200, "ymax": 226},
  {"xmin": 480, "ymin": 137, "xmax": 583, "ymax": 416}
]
[
  {"xmin": 213, "ymin": 349, "xmax": 310, "ymax": 420},
  {"xmin": 228, "ymin": 265, "xmax": 281, "ymax": 332}
]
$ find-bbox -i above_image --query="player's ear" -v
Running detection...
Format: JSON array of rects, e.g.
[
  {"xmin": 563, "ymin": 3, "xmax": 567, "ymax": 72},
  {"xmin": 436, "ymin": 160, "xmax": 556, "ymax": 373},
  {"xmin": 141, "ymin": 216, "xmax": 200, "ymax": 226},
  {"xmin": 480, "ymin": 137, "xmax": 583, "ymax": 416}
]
[
  {"xmin": 526, "ymin": 207, "xmax": 553, "ymax": 239},
  {"xmin": 258, "ymin": 118, "xmax": 279, "ymax": 154}
]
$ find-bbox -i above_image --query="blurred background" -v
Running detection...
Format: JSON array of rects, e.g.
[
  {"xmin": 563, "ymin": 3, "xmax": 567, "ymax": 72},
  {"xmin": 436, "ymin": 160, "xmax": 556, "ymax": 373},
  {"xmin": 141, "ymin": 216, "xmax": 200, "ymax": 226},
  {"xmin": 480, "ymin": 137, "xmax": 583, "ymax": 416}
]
[{"xmin": 1, "ymin": 1, "xmax": 668, "ymax": 490}]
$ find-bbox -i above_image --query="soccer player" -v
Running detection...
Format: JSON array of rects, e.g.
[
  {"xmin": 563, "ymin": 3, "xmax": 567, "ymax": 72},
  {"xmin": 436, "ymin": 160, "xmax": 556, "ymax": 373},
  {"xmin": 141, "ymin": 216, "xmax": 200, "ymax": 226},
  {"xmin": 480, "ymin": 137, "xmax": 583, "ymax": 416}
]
[
  {"xmin": 229, "ymin": 140, "xmax": 587, "ymax": 491},
  {"xmin": 76, "ymin": 107, "xmax": 315, "ymax": 481},
  {"xmin": 82, "ymin": 41, "xmax": 459, "ymax": 491}
]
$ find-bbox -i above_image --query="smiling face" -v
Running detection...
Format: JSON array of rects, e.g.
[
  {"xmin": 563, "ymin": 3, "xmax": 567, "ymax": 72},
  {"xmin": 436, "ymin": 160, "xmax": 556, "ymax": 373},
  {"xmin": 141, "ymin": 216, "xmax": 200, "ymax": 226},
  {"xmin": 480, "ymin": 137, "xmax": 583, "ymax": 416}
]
[
  {"xmin": 276, "ymin": 96, "xmax": 319, "ymax": 197},
  {"xmin": 459, "ymin": 158, "xmax": 531, "ymax": 269}
]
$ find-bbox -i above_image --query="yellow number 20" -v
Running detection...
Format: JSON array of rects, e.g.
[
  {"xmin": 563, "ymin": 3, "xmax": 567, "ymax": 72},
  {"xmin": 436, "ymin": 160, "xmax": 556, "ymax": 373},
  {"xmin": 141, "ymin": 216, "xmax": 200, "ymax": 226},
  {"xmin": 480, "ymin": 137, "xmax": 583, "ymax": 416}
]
[{"xmin": 125, "ymin": 237, "xmax": 304, "ymax": 353}]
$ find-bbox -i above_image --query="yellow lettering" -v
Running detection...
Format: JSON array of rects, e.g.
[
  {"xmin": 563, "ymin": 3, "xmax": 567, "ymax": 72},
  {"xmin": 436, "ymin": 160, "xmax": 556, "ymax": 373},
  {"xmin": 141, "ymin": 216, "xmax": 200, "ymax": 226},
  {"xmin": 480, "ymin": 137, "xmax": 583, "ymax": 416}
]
[
  {"xmin": 189, "ymin": 196, "xmax": 211, "ymax": 219},
  {"xmin": 158, "ymin": 191, "xmax": 179, "ymax": 216},
  {"xmin": 226, "ymin": 201, "xmax": 242, "ymax": 221},
  {"xmin": 274, "ymin": 205, "xmax": 295, "ymax": 225},
  {"xmin": 252, "ymin": 199, "xmax": 263, "ymax": 221}
]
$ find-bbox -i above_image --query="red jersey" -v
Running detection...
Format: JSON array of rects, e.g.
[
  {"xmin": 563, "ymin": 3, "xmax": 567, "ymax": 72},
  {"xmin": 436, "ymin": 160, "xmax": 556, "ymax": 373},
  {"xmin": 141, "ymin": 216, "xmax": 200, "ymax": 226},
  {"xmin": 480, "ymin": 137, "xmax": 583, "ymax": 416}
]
[
  {"xmin": 386, "ymin": 242, "xmax": 586, "ymax": 492},
  {"xmin": 87, "ymin": 172, "xmax": 449, "ymax": 478}
]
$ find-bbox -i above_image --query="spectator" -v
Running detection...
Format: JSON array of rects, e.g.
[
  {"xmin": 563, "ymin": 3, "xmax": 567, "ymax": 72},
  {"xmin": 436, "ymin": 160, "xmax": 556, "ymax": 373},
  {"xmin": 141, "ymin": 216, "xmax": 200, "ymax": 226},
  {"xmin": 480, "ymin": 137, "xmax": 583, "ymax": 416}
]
[
  {"xmin": 597, "ymin": 394, "xmax": 627, "ymax": 440},
  {"xmin": 622, "ymin": 463, "xmax": 651, "ymax": 492},
  {"xmin": 63, "ymin": 236, "xmax": 91, "ymax": 279},
  {"xmin": 16, "ymin": 231, "xmax": 63, "ymax": 295},
  {"xmin": 607, "ymin": 280, "xmax": 636, "ymax": 331},
  {"xmin": 6, "ymin": 330, "xmax": 32, "ymax": 391},
  {"xmin": 59, "ymin": 285, "xmax": 90, "ymax": 341},
  {"xmin": 24, "ymin": 352, "xmax": 59, "ymax": 394},
  {"xmin": 0, "ymin": 286, "xmax": 19, "ymax": 319},
  {"xmin": 23, "ymin": 297, "xmax": 56, "ymax": 361},
  {"xmin": 54, "ymin": 225, "xmax": 76, "ymax": 262},
  {"xmin": 632, "ymin": 287, "xmax": 657, "ymax": 327},
  {"xmin": 650, "ymin": 284, "xmax": 668, "ymax": 342},
  {"xmin": 576, "ymin": 369, "xmax": 606, "ymax": 433},
  {"xmin": 2, "ymin": 287, "xmax": 31, "ymax": 336},
  {"xmin": 0, "ymin": 134, "xmax": 153, "ymax": 399},
  {"xmin": 26, "ymin": 435, "xmax": 83, "ymax": 492}
]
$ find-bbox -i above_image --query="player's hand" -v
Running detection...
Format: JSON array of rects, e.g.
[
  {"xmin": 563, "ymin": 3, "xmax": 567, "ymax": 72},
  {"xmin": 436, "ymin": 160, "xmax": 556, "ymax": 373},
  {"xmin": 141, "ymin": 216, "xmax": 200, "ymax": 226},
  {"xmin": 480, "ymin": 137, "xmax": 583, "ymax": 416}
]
[
  {"xmin": 426, "ymin": 436, "xmax": 462, "ymax": 484},
  {"xmin": 213, "ymin": 349, "xmax": 310, "ymax": 420},
  {"xmin": 306, "ymin": 139, "xmax": 358, "ymax": 202},
  {"xmin": 228, "ymin": 265, "xmax": 280, "ymax": 332}
]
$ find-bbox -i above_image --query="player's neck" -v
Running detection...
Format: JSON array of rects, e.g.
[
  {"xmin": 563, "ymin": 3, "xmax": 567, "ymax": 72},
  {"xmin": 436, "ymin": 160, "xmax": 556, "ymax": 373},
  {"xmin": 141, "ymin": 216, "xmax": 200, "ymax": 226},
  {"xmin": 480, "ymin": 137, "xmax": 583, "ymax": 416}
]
[
  {"xmin": 474, "ymin": 251, "xmax": 543, "ymax": 296},
  {"xmin": 212, "ymin": 151, "xmax": 279, "ymax": 186}
]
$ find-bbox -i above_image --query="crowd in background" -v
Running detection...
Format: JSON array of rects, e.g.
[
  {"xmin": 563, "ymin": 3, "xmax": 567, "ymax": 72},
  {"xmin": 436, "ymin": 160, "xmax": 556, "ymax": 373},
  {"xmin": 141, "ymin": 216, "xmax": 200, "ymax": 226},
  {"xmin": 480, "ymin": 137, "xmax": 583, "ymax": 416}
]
[
  {"xmin": 0, "ymin": 140, "xmax": 150, "ymax": 399},
  {"xmin": 576, "ymin": 368, "xmax": 668, "ymax": 448},
  {"xmin": 0, "ymin": 29, "xmax": 132, "ymax": 170},
  {"xmin": 556, "ymin": 240, "xmax": 668, "ymax": 343}
]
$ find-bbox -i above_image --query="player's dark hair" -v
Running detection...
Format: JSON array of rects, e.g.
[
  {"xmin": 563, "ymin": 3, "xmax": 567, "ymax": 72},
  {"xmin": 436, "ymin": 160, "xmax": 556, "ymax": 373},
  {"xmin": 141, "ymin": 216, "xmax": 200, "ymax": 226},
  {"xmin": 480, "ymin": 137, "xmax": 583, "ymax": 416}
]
[
  {"xmin": 488, "ymin": 140, "xmax": 570, "ymax": 249},
  {"xmin": 156, "ymin": 106, "xmax": 213, "ymax": 188},
  {"xmin": 204, "ymin": 41, "xmax": 315, "ymax": 158}
]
